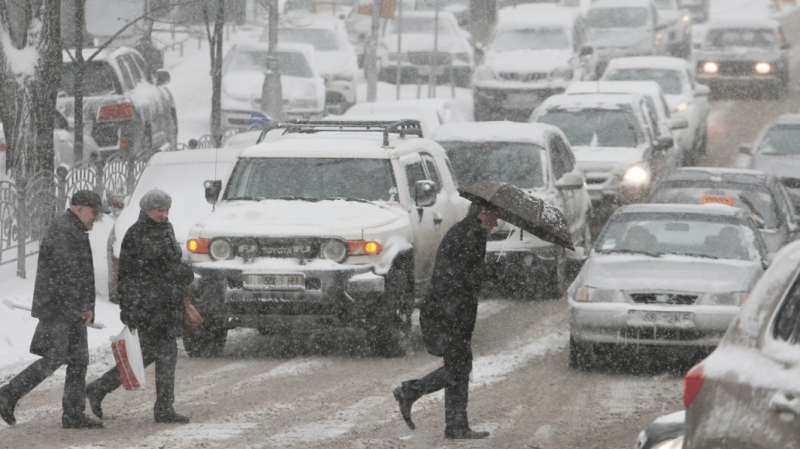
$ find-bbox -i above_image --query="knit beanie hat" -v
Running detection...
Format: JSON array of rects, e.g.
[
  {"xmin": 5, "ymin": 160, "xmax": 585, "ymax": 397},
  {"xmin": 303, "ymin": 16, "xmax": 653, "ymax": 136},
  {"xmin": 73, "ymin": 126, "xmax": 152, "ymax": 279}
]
[{"xmin": 139, "ymin": 189, "xmax": 172, "ymax": 211}]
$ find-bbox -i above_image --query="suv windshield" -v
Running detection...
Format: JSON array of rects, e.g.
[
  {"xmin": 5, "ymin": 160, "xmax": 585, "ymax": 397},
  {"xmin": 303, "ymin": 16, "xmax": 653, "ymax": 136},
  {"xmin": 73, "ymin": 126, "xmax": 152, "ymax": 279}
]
[
  {"xmin": 604, "ymin": 69, "xmax": 683, "ymax": 95},
  {"xmin": 587, "ymin": 8, "xmax": 649, "ymax": 29},
  {"xmin": 649, "ymin": 182, "xmax": 780, "ymax": 229},
  {"xmin": 597, "ymin": 213, "xmax": 760, "ymax": 260},
  {"xmin": 60, "ymin": 61, "xmax": 120, "ymax": 97},
  {"xmin": 759, "ymin": 125, "xmax": 800, "ymax": 155},
  {"xmin": 704, "ymin": 28, "xmax": 779, "ymax": 49},
  {"xmin": 279, "ymin": 28, "xmax": 341, "ymax": 51},
  {"xmin": 386, "ymin": 17, "xmax": 453, "ymax": 35},
  {"xmin": 228, "ymin": 50, "xmax": 313, "ymax": 77},
  {"xmin": 491, "ymin": 28, "xmax": 570, "ymax": 51},
  {"xmin": 438, "ymin": 141, "xmax": 546, "ymax": 189},
  {"xmin": 224, "ymin": 158, "xmax": 397, "ymax": 202},
  {"xmin": 535, "ymin": 108, "xmax": 643, "ymax": 147}
]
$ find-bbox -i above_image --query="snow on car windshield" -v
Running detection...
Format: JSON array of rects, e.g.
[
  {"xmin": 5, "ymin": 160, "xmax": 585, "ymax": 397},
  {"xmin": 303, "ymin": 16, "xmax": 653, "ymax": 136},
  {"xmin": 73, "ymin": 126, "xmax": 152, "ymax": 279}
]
[
  {"xmin": 759, "ymin": 125, "xmax": 800, "ymax": 155},
  {"xmin": 228, "ymin": 50, "xmax": 313, "ymax": 78},
  {"xmin": 60, "ymin": 61, "xmax": 120, "ymax": 97},
  {"xmin": 535, "ymin": 109, "xmax": 644, "ymax": 147},
  {"xmin": 604, "ymin": 69, "xmax": 684, "ymax": 95},
  {"xmin": 385, "ymin": 17, "xmax": 453, "ymax": 35},
  {"xmin": 650, "ymin": 182, "xmax": 780, "ymax": 229},
  {"xmin": 438, "ymin": 141, "xmax": 546, "ymax": 189},
  {"xmin": 705, "ymin": 28, "xmax": 780, "ymax": 48},
  {"xmin": 491, "ymin": 28, "xmax": 571, "ymax": 51},
  {"xmin": 597, "ymin": 213, "xmax": 757, "ymax": 260},
  {"xmin": 279, "ymin": 28, "xmax": 341, "ymax": 51},
  {"xmin": 224, "ymin": 158, "xmax": 397, "ymax": 202},
  {"xmin": 587, "ymin": 8, "xmax": 648, "ymax": 29}
]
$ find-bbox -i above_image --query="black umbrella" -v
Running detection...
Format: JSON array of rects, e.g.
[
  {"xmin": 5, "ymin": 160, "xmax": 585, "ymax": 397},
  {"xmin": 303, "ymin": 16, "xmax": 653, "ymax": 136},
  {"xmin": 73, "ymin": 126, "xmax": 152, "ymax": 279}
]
[{"xmin": 458, "ymin": 180, "xmax": 575, "ymax": 251}]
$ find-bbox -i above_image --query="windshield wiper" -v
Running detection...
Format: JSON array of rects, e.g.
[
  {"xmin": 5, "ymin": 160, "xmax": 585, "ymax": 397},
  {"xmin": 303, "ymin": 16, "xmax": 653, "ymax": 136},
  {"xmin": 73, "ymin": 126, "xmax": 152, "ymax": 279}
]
[
  {"xmin": 601, "ymin": 249, "xmax": 662, "ymax": 258},
  {"xmin": 225, "ymin": 196, "xmax": 259, "ymax": 201},
  {"xmin": 275, "ymin": 196, "xmax": 320, "ymax": 202},
  {"xmin": 323, "ymin": 197, "xmax": 385, "ymax": 208},
  {"xmin": 666, "ymin": 252, "xmax": 720, "ymax": 260}
]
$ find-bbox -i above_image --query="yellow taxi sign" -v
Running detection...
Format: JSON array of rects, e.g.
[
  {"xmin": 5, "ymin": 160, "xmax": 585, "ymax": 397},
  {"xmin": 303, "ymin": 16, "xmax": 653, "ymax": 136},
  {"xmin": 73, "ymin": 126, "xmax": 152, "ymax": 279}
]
[{"xmin": 700, "ymin": 195, "xmax": 734, "ymax": 207}]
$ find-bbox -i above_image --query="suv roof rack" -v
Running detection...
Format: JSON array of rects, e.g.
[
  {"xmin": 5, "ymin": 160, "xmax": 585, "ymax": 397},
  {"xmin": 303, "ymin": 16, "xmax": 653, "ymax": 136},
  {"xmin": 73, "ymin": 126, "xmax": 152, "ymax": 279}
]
[{"xmin": 256, "ymin": 119, "xmax": 424, "ymax": 147}]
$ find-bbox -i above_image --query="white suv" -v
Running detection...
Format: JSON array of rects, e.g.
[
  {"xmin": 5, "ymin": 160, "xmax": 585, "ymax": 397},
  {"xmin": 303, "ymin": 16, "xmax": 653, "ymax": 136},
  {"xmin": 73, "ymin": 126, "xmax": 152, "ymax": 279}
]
[{"xmin": 184, "ymin": 120, "xmax": 466, "ymax": 357}]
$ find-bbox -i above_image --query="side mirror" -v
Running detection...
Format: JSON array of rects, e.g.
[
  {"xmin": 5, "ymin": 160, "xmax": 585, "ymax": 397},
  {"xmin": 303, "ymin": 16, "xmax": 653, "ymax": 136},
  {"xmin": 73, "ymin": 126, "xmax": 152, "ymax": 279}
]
[
  {"xmin": 555, "ymin": 171, "xmax": 584, "ymax": 190},
  {"xmin": 739, "ymin": 144, "xmax": 753, "ymax": 155},
  {"xmin": 156, "ymin": 69, "xmax": 171, "ymax": 86},
  {"xmin": 204, "ymin": 180, "xmax": 222, "ymax": 204},
  {"xmin": 694, "ymin": 84, "xmax": 710, "ymax": 97},
  {"xmin": 669, "ymin": 117, "xmax": 689, "ymax": 130},
  {"xmin": 579, "ymin": 46, "xmax": 594, "ymax": 57},
  {"xmin": 415, "ymin": 180, "xmax": 437, "ymax": 208},
  {"xmin": 655, "ymin": 135, "xmax": 674, "ymax": 150}
]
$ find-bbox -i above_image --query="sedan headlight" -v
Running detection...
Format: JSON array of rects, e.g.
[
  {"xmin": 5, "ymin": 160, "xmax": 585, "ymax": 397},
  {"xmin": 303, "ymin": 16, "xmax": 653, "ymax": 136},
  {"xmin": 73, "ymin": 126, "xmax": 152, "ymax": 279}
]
[
  {"xmin": 320, "ymin": 239, "xmax": 347, "ymax": 263},
  {"xmin": 209, "ymin": 238, "xmax": 234, "ymax": 260},
  {"xmin": 673, "ymin": 101, "xmax": 690, "ymax": 114},
  {"xmin": 574, "ymin": 286, "xmax": 626, "ymax": 303},
  {"xmin": 754, "ymin": 62, "xmax": 773, "ymax": 74},
  {"xmin": 702, "ymin": 292, "xmax": 749, "ymax": 306},
  {"xmin": 473, "ymin": 65, "xmax": 496, "ymax": 82},
  {"xmin": 551, "ymin": 67, "xmax": 573, "ymax": 81},
  {"xmin": 623, "ymin": 165, "xmax": 650, "ymax": 184},
  {"xmin": 701, "ymin": 61, "xmax": 719, "ymax": 74}
]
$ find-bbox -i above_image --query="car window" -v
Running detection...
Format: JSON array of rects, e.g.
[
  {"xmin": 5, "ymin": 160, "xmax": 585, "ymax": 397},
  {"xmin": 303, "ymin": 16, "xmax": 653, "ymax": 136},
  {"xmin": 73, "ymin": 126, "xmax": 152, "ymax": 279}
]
[
  {"xmin": 596, "ymin": 212, "xmax": 761, "ymax": 261},
  {"xmin": 131, "ymin": 53, "xmax": 154, "ymax": 83},
  {"xmin": 491, "ymin": 27, "xmax": 571, "ymax": 51},
  {"xmin": 116, "ymin": 57, "xmax": 135, "ymax": 90},
  {"xmin": 279, "ymin": 28, "xmax": 342, "ymax": 51},
  {"xmin": 758, "ymin": 125, "xmax": 800, "ymax": 155},
  {"xmin": 60, "ymin": 61, "xmax": 122, "ymax": 96},
  {"xmin": 123, "ymin": 56, "xmax": 143, "ymax": 85},
  {"xmin": 421, "ymin": 154, "xmax": 442, "ymax": 193},
  {"xmin": 227, "ymin": 49, "xmax": 313, "ymax": 78},
  {"xmin": 551, "ymin": 136, "xmax": 574, "ymax": 178},
  {"xmin": 536, "ymin": 108, "xmax": 644, "ymax": 148},
  {"xmin": 587, "ymin": 8, "xmax": 649, "ymax": 29},
  {"xmin": 604, "ymin": 68, "xmax": 683, "ymax": 95},
  {"xmin": 705, "ymin": 28, "xmax": 780, "ymax": 49},
  {"xmin": 775, "ymin": 182, "xmax": 797, "ymax": 225},
  {"xmin": 404, "ymin": 157, "xmax": 428, "ymax": 200},
  {"xmin": 772, "ymin": 272, "xmax": 800, "ymax": 344},
  {"xmin": 438, "ymin": 141, "xmax": 546, "ymax": 189}
]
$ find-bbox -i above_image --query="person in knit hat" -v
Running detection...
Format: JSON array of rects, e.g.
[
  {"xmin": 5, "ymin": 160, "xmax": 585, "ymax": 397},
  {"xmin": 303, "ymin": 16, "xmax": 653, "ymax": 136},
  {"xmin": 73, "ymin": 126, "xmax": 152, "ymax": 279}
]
[{"xmin": 85, "ymin": 189, "xmax": 194, "ymax": 424}]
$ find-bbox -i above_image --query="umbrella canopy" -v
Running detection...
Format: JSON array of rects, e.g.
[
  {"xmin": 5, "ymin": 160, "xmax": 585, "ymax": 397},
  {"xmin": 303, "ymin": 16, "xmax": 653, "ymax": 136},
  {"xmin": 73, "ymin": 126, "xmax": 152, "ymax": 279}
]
[{"xmin": 458, "ymin": 180, "xmax": 575, "ymax": 251}]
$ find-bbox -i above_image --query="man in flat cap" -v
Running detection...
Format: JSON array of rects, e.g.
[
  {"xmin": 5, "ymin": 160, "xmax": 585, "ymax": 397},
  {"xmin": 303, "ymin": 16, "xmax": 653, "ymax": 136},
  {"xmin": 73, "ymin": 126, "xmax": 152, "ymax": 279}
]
[
  {"xmin": 85, "ymin": 189, "xmax": 194, "ymax": 424},
  {"xmin": 0, "ymin": 190, "xmax": 109, "ymax": 429}
]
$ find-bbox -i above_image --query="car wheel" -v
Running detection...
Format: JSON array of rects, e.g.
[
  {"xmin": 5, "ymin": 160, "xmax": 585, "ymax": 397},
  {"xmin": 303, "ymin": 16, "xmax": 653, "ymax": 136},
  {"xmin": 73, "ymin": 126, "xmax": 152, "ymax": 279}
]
[
  {"xmin": 568, "ymin": 337, "xmax": 594, "ymax": 370},
  {"xmin": 367, "ymin": 266, "xmax": 412, "ymax": 358},
  {"xmin": 183, "ymin": 321, "xmax": 228, "ymax": 357}
]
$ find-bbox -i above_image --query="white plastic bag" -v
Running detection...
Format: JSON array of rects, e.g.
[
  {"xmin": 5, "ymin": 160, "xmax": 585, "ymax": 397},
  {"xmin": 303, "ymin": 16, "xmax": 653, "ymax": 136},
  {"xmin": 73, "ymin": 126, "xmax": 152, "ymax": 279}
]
[{"xmin": 110, "ymin": 326, "xmax": 146, "ymax": 390}]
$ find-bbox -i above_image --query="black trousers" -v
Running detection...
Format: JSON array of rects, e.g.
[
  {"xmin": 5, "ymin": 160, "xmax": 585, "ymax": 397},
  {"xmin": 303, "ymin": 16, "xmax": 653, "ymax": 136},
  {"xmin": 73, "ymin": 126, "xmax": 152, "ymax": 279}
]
[
  {"xmin": 401, "ymin": 338, "xmax": 473, "ymax": 432},
  {"xmin": 4, "ymin": 320, "xmax": 88, "ymax": 417},
  {"xmin": 88, "ymin": 328, "xmax": 178, "ymax": 414}
]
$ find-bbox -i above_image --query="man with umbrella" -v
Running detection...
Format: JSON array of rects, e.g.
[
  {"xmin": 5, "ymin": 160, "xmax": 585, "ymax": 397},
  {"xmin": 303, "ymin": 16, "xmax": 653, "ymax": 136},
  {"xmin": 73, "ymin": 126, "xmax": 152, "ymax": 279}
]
[{"xmin": 392, "ymin": 181, "xmax": 573, "ymax": 439}]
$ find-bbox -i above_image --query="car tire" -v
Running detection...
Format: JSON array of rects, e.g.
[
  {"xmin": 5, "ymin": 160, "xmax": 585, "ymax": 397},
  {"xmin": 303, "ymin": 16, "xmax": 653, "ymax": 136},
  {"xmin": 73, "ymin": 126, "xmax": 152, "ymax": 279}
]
[
  {"xmin": 367, "ymin": 264, "xmax": 413, "ymax": 358},
  {"xmin": 568, "ymin": 337, "xmax": 594, "ymax": 370},
  {"xmin": 183, "ymin": 321, "xmax": 228, "ymax": 358}
]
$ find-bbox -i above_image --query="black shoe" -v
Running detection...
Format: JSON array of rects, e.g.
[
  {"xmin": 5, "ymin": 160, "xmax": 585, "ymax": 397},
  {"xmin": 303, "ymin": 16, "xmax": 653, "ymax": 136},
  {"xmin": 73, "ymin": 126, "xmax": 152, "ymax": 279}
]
[
  {"xmin": 0, "ymin": 386, "xmax": 16, "ymax": 426},
  {"xmin": 392, "ymin": 385, "xmax": 416, "ymax": 431},
  {"xmin": 85, "ymin": 385, "xmax": 105, "ymax": 419},
  {"xmin": 445, "ymin": 428, "xmax": 490, "ymax": 440},
  {"xmin": 62, "ymin": 413, "xmax": 104, "ymax": 429},
  {"xmin": 154, "ymin": 410, "xmax": 190, "ymax": 424}
]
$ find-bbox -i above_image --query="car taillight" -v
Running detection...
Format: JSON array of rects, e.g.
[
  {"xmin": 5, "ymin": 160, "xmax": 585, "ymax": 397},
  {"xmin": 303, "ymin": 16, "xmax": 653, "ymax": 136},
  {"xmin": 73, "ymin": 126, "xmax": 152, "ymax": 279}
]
[
  {"xmin": 348, "ymin": 240, "xmax": 383, "ymax": 256},
  {"xmin": 683, "ymin": 364, "xmax": 704, "ymax": 408},
  {"xmin": 187, "ymin": 238, "xmax": 210, "ymax": 254},
  {"xmin": 120, "ymin": 137, "xmax": 129, "ymax": 149},
  {"xmin": 98, "ymin": 102, "xmax": 134, "ymax": 120}
]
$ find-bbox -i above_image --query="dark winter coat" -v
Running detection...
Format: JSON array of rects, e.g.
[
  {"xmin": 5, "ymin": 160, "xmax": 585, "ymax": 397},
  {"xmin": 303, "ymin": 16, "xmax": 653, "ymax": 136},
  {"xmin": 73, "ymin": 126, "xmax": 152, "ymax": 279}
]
[
  {"xmin": 119, "ymin": 211, "xmax": 194, "ymax": 338},
  {"xmin": 31, "ymin": 210, "xmax": 95, "ymax": 323},
  {"xmin": 419, "ymin": 215, "xmax": 490, "ymax": 357}
]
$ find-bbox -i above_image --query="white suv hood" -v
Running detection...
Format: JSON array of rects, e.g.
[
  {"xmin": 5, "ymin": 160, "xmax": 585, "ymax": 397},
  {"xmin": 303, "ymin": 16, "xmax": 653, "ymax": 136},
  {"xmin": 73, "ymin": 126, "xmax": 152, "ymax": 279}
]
[
  {"xmin": 485, "ymin": 49, "xmax": 572, "ymax": 74},
  {"xmin": 195, "ymin": 200, "xmax": 408, "ymax": 238}
]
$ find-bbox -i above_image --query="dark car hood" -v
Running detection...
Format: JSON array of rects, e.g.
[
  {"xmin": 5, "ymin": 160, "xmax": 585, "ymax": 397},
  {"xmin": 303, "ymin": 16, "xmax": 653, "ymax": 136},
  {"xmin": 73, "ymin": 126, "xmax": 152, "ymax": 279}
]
[{"xmin": 694, "ymin": 48, "xmax": 783, "ymax": 62}]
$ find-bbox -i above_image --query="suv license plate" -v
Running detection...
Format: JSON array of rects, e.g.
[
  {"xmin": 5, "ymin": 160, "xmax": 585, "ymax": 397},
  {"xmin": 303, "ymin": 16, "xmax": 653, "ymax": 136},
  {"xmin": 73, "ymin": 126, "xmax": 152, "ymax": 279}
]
[
  {"xmin": 243, "ymin": 274, "xmax": 305, "ymax": 290},
  {"xmin": 627, "ymin": 310, "xmax": 694, "ymax": 327}
]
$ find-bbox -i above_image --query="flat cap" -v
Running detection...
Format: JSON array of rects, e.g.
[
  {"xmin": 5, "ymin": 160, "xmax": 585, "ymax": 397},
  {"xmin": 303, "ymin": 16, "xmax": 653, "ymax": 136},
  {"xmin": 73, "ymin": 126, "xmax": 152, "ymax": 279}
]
[
  {"xmin": 71, "ymin": 190, "xmax": 110, "ymax": 214},
  {"xmin": 139, "ymin": 189, "xmax": 172, "ymax": 211}
]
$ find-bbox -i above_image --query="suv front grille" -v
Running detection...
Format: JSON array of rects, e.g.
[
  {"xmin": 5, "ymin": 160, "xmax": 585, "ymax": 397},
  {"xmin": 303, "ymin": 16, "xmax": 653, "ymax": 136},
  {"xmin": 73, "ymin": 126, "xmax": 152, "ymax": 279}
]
[
  {"xmin": 717, "ymin": 61, "xmax": 755, "ymax": 76},
  {"xmin": 499, "ymin": 72, "xmax": 548, "ymax": 82},
  {"xmin": 254, "ymin": 237, "xmax": 319, "ymax": 259},
  {"xmin": 629, "ymin": 293, "xmax": 698, "ymax": 305}
]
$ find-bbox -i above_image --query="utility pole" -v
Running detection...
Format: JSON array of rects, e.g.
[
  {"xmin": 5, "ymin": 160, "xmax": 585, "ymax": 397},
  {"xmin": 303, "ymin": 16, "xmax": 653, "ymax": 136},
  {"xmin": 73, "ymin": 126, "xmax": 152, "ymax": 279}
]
[
  {"xmin": 365, "ymin": 0, "xmax": 381, "ymax": 102},
  {"xmin": 428, "ymin": 0, "xmax": 439, "ymax": 98},
  {"xmin": 74, "ymin": 0, "xmax": 85, "ymax": 164},
  {"xmin": 261, "ymin": 0, "xmax": 283, "ymax": 121}
]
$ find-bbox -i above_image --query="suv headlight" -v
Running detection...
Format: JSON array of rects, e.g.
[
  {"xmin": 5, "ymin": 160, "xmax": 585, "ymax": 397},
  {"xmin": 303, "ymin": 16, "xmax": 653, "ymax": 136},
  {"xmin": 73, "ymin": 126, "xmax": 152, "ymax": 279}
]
[
  {"xmin": 473, "ymin": 65, "xmax": 495, "ymax": 82},
  {"xmin": 622, "ymin": 164, "xmax": 650, "ymax": 185},
  {"xmin": 700, "ymin": 61, "xmax": 719, "ymax": 74},
  {"xmin": 551, "ymin": 67, "xmax": 573, "ymax": 81},
  {"xmin": 320, "ymin": 239, "xmax": 347, "ymax": 262},
  {"xmin": 673, "ymin": 101, "xmax": 690, "ymax": 114},
  {"xmin": 754, "ymin": 62, "xmax": 773, "ymax": 74},
  {"xmin": 209, "ymin": 238, "xmax": 234, "ymax": 260},
  {"xmin": 574, "ymin": 286, "xmax": 626, "ymax": 302}
]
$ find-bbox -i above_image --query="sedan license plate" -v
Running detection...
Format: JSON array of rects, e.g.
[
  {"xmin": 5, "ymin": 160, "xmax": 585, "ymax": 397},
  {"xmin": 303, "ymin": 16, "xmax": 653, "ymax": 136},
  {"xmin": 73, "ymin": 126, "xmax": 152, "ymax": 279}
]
[
  {"xmin": 627, "ymin": 310, "xmax": 694, "ymax": 328},
  {"xmin": 243, "ymin": 273, "xmax": 305, "ymax": 291}
]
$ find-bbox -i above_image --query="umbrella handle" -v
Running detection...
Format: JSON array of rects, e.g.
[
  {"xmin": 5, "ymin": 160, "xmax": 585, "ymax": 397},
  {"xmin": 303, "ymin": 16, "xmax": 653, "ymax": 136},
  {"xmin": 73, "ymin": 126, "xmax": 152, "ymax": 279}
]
[{"xmin": 496, "ymin": 227, "xmax": 515, "ymax": 262}]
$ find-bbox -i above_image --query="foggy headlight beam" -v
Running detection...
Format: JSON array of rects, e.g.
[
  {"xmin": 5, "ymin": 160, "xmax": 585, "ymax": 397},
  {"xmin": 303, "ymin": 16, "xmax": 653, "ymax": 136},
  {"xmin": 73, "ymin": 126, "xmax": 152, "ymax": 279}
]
[
  {"xmin": 754, "ymin": 62, "xmax": 773, "ymax": 74},
  {"xmin": 624, "ymin": 166, "xmax": 649, "ymax": 184},
  {"xmin": 702, "ymin": 61, "xmax": 719, "ymax": 74}
]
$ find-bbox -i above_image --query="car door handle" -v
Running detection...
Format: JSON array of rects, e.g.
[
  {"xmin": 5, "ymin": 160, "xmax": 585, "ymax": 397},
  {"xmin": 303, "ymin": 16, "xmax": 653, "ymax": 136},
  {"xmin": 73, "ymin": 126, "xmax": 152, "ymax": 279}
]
[
  {"xmin": 769, "ymin": 391, "xmax": 800, "ymax": 415},
  {"xmin": 433, "ymin": 212, "xmax": 443, "ymax": 225}
]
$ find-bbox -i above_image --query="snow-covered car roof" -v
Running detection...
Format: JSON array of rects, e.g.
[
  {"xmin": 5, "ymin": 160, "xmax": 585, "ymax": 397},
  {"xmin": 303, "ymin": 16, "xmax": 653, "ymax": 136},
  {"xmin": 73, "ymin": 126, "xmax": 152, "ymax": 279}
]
[
  {"xmin": 279, "ymin": 14, "xmax": 345, "ymax": 30},
  {"xmin": 537, "ymin": 93, "xmax": 642, "ymax": 111},
  {"xmin": 566, "ymin": 81, "xmax": 665, "ymax": 99},
  {"xmin": 773, "ymin": 114, "xmax": 800, "ymax": 125},
  {"xmin": 431, "ymin": 121, "xmax": 558, "ymax": 147},
  {"xmin": 604, "ymin": 56, "xmax": 690, "ymax": 72},
  {"xmin": 706, "ymin": 18, "xmax": 781, "ymax": 31},
  {"xmin": 618, "ymin": 203, "xmax": 748, "ymax": 218},
  {"xmin": 234, "ymin": 41, "xmax": 316, "ymax": 58},
  {"xmin": 344, "ymin": 99, "xmax": 466, "ymax": 134},
  {"xmin": 589, "ymin": 0, "xmax": 654, "ymax": 9},
  {"xmin": 660, "ymin": 167, "xmax": 772, "ymax": 186},
  {"xmin": 497, "ymin": 5, "xmax": 580, "ymax": 29}
]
